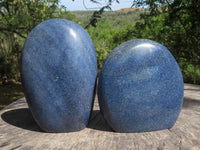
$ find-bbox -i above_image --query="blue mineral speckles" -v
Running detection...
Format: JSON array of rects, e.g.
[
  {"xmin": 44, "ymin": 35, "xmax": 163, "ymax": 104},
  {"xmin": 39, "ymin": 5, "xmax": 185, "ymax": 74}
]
[
  {"xmin": 21, "ymin": 19, "xmax": 97, "ymax": 132},
  {"xmin": 98, "ymin": 39, "xmax": 184, "ymax": 133}
]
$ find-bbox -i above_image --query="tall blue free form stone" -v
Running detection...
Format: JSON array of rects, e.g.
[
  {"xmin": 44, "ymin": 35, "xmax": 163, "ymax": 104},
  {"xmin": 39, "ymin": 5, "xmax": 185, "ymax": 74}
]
[
  {"xmin": 98, "ymin": 39, "xmax": 184, "ymax": 133},
  {"xmin": 21, "ymin": 19, "xmax": 97, "ymax": 132}
]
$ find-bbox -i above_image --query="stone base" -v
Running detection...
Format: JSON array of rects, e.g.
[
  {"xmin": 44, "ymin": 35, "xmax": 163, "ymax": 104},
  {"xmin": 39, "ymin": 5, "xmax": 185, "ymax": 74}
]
[{"xmin": 0, "ymin": 84, "xmax": 200, "ymax": 150}]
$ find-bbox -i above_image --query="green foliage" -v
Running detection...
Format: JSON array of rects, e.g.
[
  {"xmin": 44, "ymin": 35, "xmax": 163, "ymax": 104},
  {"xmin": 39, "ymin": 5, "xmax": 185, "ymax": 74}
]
[
  {"xmin": 0, "ymin": 0, "xmax": 67, "ymax": 38},
  {"xmin": 0, "ymin": 0, "xmax": 199, "ymax": 84},
  {"xmin": 179, "ymin": 61, "xmax": 200, "ymax": 85},
  {"xmin": 79, "ymin": 3, "xmax": 200, "ymax": 84},
  {"xmin": 132, "ymin": 0, "xmax": 200, "ymax": 84},
  {"xmin": 0, "ymin": 0, "xmax": 75, "ymax": 81},
  {"xmin": 87, "ymin": 18, "xmax": 136, "ymax": 68},
  {"xmin": 73, "ymin": 9, "xmax": 140, "ymax": 69}
]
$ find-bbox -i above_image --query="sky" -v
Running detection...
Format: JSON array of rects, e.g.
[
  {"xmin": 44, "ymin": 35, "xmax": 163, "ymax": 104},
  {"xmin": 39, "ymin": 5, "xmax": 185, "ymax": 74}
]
[{"xmin": 60, "ymin": 0, "xmax": 133, "ymax": 11}]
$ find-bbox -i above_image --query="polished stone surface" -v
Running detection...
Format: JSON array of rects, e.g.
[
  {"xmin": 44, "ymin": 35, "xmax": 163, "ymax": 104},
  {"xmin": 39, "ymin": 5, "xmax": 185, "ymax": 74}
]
[
  {"xmin": 21, "ymin": 19, "xmax": 97, "ymax": 132},
  {"xmin": 98, "ymin": 39, "xmax": 184, "ymax": 133}
]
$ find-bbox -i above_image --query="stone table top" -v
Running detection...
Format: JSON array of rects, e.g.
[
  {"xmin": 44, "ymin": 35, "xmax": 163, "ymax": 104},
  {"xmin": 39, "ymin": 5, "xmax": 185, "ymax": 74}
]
[{"xmin": 0, "ymin": 83, "xmax": 200, "ymax": 150}]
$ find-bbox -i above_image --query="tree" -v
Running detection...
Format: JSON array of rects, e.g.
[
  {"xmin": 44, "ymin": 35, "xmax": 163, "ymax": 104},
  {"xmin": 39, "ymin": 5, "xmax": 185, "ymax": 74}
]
[
  {"xmin": 0, "ymin": 0, "xmax": 74, "ymax": 81},
  {"xmin": 79, "ymin": 0, "xmax": 120, "ymax": 28},
  {"xmin": 87, "ymin": 0, "xmax": 199, "ymax": 62},
  {"xmin": 86, "ymin": 0, "xmax": 200, "ymax": 83},
  {"xmin": 0, "ymin": 0, "xmax": 66, "ymax": 38},
  {"xmin": 132, "ymin": 0, "xmax": 200, "ymax": 62},
  {"xmin": 131, "ymin": 0, "xmax": 200, "ymax": 83}
]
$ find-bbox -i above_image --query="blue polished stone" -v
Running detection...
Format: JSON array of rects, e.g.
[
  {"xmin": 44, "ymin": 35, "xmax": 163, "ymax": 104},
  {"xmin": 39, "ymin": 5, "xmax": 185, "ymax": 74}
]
[
  {"xmin": 21, "ymin": 19, "xmax": 97, "ymax": 132},
  {"xmin": 98, "ymin": 39, "xmax": 184, "ymax": 133}
]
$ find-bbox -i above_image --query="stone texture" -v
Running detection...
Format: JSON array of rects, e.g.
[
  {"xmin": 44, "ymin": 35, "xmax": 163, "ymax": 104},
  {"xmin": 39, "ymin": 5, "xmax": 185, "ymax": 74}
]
[
  {"xmin": 0, "ymin": 84, "xmax": 200, "ymax": 150},
  {"xmin": 98, "ymin": 39, "xmax": 184, "ymax": 132},
  {"xmin": 21, "ymin": 19, "xmax": 97, "ymax": 132}
]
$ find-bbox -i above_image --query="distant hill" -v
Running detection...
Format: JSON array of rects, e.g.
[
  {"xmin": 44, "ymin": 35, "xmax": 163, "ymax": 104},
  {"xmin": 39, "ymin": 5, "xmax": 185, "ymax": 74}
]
[
  {"xmin": 116, "ymin": 8, "xmax": 141, "ymax": 13},
  {"xmin": 72, "ymin": 8, "xmax": 143, "ymax": 27},
  {"xmin": 115, "ymin": 8, "xmax": 149, "ymax": 13},
  {"xmin": 72, "ymin": 11, "xmax": 94, "ymax": 25}
]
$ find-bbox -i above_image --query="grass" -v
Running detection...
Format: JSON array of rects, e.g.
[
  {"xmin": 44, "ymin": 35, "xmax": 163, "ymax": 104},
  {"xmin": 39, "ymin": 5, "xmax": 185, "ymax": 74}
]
[{"xmin": 0, "ymin": 82, "xmax": 24, "ymax": 110}]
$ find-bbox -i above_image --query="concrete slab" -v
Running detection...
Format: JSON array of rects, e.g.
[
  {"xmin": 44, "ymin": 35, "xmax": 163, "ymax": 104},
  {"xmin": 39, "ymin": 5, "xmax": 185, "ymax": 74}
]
[{"xmin": 0, "ymin": 84, "xmax": 199, "ymax": 150}]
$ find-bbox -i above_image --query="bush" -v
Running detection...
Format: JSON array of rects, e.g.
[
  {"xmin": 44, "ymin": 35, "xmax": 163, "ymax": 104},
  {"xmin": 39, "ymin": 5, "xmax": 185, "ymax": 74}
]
[
  {"xmin": 0, "ymin": 1, "xmax": 75, "ymax": 82},
  {"xmin": 87, "ymin": 20, "xmax": 136, "ymax": 69}
]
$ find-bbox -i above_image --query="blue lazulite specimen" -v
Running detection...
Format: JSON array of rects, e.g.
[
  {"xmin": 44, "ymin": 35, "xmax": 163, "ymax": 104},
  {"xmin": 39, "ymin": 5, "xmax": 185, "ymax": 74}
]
[
  {"xmin": 21, "ymin": 19, "xmax": 97, "ymax": 132},
  {"xmin": 98, "ymin": 39, "xmax": 184, "ymax": 133}
]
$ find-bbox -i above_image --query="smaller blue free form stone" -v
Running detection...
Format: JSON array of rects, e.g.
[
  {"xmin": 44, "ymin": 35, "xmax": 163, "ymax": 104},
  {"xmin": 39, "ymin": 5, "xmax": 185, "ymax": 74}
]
[{"xmin": 98, "ymin": 39, "xmax": 184, "ymax": 133}]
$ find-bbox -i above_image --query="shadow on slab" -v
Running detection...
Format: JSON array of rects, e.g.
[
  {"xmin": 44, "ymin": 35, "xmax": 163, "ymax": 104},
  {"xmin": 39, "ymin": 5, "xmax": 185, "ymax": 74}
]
[
  {"xmin": 184, "ymin": 88, "xmax": 200, "ymax": 92},
  {"xmin": 1, "ymin": 108, "xmax": 113, "ymax": 132},
  {"xmin": 1, "ymin": 108, "xmax": 43, "ymax": 132},
  {"xmin": 182, "ymin": 97, "xmax": 200, "ymax": 109},
  {"xmin": 87, "ymin": 110, "xmax": 114, "ymax": 132}
]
